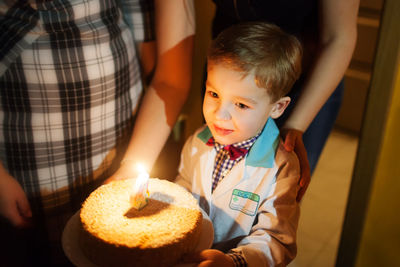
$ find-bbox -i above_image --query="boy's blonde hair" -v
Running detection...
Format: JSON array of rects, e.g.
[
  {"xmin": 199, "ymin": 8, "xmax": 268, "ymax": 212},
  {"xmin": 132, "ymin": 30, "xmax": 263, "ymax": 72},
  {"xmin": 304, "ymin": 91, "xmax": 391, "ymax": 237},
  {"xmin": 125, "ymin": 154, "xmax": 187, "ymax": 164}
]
[{"xmin": 208, "ymin": 22, "xmax": 302, "ymax": 102}]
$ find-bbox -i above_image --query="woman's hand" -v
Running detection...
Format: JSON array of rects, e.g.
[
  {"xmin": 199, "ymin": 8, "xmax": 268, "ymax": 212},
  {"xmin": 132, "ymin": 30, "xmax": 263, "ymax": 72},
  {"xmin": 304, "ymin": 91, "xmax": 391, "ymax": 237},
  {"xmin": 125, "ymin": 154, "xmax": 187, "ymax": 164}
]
[
  {"xmin": 281, "ymin": 128, "xmax": 311, "ymax": 202},
  {"xmin": 103, "ymin": 159, "xmax": 140, "ymax": 184},
  {"xmin": 183, "ymin": 249, "xmax": 235, "ymax": 267},
  {"xmin": 0, "ymin": 164, "xmax": 32, "ymax": 228}
]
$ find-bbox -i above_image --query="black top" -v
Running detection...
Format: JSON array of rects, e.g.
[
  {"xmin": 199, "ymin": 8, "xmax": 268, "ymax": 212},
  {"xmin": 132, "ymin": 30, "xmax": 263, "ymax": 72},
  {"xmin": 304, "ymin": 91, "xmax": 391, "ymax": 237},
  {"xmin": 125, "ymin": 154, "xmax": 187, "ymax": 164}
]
[
  {"xmin": 212, "ymin": 0, "xmax": 317, "ymax": 40},
  {"xmin": 211, "ymin": 0, "xmax": 321, "ymax": 125}
]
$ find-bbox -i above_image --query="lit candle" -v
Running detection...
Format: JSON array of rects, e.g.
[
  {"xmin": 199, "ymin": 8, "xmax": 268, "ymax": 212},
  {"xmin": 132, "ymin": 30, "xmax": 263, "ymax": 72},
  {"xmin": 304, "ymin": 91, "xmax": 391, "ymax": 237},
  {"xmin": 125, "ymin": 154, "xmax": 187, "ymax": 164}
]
[{"xmin": 130, "ymin": 164, "xmax": 150, "ymax": 210}]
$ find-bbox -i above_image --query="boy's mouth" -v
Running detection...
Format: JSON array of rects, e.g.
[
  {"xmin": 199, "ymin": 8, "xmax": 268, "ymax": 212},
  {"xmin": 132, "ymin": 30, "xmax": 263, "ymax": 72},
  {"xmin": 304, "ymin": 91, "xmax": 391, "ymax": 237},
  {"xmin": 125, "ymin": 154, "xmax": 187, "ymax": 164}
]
[{"xmin": 213, "ymin": 124, "xmax": 233, "ymax": 136}]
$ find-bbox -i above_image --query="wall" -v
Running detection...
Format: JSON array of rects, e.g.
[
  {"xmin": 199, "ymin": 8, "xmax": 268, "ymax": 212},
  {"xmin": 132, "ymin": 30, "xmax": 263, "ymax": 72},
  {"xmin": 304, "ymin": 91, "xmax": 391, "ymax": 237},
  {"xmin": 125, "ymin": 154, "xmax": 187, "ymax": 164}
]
[
  {"xmin": 335, "ymin": 0, "xmax": 384, "ymax": 134},
  {"xmin": 336, "ymin": 0, "xmax": 400, "ymax": 265},
  {"xmin": 355, "ymin": 52, "xmax": 400, "ymax": 267}
]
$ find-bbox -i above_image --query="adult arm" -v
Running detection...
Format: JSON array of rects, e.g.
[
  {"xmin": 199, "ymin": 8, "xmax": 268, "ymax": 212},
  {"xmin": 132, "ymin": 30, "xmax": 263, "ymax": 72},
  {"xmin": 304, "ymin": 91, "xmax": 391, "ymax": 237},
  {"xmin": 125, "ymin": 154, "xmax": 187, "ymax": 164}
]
[
  {"xmin": 109, "ymin": 0, "xmax": 195, "ymax": 179},
  {"xmin": 282, "ymin": 0, "xmax": 359, "ymax": 200}
]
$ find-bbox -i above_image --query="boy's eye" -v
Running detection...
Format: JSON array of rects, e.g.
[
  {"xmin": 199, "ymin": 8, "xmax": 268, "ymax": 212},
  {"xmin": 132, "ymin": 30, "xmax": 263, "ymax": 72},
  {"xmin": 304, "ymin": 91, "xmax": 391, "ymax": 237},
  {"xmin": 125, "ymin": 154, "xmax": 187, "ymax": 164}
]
[
  {"xmin": 236, "ymin": 102, "xmax": 249, "ymax": 109},
  {"xmin": 208, "ymin": 91, "xmax": 219, "ymax": 98}
]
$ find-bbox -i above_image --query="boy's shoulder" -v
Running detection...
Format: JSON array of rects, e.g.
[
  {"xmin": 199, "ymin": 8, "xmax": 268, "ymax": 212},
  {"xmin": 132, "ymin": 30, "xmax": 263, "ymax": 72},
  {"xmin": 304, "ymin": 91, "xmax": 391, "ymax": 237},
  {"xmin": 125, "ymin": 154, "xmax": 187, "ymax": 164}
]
[
  {"xmin": 186, "ymin": 125, "xmax": 210, "ymax": 145},
  {"xmin": 181, "ymin": 125, "xmax": 211, "ymax": 153}
]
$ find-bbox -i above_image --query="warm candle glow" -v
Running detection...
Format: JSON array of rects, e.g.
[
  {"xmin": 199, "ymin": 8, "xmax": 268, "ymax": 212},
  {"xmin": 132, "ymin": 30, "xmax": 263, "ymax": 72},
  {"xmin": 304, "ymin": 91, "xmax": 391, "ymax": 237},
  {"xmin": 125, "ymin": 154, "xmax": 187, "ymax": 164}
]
[{"xmin": 130, "ymin": 163, "xmax": 150, "ymax": 210}]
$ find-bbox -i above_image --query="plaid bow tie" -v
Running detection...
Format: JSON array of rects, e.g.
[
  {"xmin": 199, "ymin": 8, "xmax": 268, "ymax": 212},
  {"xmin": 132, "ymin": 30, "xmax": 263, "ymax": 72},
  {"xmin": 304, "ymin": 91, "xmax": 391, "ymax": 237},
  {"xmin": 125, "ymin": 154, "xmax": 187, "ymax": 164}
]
[{"xmin": 206, "ymin": 137, "xmax": 249, "ymax": 160}]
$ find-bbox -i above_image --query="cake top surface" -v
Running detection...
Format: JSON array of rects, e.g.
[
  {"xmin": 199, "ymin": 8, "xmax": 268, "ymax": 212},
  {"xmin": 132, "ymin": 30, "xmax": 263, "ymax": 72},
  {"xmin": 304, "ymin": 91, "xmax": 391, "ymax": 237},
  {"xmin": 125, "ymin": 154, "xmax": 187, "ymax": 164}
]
[{"xmin": 80, "ymin": 178, "xmax": 202, "ymax": 248}]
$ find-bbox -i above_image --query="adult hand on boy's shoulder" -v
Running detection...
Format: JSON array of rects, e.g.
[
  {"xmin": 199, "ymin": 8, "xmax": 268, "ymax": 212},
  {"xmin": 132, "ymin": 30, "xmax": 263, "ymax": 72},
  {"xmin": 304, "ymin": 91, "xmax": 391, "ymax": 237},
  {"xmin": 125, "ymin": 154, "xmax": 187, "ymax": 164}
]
[
  {"xmin": 183, "ymin": 249, "xmax": 235, "ymax": 267},
  {"xmin": 281, "ymin": 128, "xmax": 311, "ymax": 202},
  {"xmin": 0, "ymin": 164, "xmax": 32, "ymax": 228}
]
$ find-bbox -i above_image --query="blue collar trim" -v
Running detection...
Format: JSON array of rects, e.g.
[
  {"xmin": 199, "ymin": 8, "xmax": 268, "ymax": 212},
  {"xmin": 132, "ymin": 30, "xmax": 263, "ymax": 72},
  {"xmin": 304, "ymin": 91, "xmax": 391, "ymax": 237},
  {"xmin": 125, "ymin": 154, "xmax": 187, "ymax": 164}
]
[{"xmin": 197, "ymin": 118, "xmax": 280, "ymax": 168}]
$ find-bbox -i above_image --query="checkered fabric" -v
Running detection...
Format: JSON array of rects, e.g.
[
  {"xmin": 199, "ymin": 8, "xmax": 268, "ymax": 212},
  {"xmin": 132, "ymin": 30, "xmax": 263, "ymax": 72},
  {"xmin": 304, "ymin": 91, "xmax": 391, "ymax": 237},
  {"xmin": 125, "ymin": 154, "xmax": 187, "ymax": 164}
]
[
  {"xmin": 210, "ymin": 134, "xmax": 259, "ymax": 192},
  {"xmin": 0, "ymin": 0, "xmax": 153, "ymax": 213}
]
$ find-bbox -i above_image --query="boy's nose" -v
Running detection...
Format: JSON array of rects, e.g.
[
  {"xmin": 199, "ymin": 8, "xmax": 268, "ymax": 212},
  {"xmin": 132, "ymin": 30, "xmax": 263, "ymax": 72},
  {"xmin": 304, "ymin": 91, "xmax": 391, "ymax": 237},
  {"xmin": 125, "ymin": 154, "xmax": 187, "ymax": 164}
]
[{"xmin": 215, "ymin": 104, "xmax": 231, "ymax": 120}]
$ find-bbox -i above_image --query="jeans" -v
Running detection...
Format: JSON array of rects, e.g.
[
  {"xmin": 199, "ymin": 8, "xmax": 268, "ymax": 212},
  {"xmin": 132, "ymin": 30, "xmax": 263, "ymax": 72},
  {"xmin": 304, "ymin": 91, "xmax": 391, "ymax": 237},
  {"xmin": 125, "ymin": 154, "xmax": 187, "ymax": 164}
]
[{"xmin": 303, "ymin": 80, "xmax": 344, "ymax": 173}]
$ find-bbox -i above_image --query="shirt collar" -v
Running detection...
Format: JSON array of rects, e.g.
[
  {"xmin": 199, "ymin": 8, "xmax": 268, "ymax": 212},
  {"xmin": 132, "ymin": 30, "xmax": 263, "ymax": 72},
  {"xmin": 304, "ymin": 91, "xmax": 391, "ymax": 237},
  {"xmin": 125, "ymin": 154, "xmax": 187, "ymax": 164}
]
[
  {"xmin": 209, "ymin": 134, "xmax": 259, "ymax": 152},
  {"xmin": 197, "ymin": 117, "xmax": 280, "ymax": 168}
]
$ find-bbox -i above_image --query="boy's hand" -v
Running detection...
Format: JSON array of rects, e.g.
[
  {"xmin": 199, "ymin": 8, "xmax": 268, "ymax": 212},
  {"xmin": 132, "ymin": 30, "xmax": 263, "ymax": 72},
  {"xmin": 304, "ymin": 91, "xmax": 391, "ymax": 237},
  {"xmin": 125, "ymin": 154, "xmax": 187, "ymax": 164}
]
[
  {"xmin": 281, "ymin": 128, "xmax": 311, "ymax": 202},
  {"xmin": 183, "ymin": 249, "xmax": 235, "ymax": 267},
  {"xmin": 0, "ymin": 165, "xmax": 32, "ymax": 228}
]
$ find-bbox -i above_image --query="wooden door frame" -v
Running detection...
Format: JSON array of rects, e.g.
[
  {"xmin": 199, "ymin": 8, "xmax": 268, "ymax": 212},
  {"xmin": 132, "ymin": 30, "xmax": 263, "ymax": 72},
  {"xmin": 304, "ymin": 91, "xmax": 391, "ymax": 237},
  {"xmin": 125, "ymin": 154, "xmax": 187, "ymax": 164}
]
[{"xmin": 336, "ymin": 0, "xmax": 400, "ymax": 265}]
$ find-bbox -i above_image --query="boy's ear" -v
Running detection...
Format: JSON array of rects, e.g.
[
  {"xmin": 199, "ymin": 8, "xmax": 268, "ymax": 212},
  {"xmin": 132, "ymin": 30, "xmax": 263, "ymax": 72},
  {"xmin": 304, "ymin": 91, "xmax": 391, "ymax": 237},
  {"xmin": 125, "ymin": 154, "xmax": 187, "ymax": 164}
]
[{"xmin": 270, "ymin": 96, "xmax": 291, "ymax": 119}]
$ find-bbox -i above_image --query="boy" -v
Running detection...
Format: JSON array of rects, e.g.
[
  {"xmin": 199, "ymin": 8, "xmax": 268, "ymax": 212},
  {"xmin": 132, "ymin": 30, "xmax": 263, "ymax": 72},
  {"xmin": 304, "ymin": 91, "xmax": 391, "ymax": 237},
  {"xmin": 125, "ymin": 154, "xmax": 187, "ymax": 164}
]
[{"xmin": 176, "ymin": 21, "xmax": 302, "ymax": 267}]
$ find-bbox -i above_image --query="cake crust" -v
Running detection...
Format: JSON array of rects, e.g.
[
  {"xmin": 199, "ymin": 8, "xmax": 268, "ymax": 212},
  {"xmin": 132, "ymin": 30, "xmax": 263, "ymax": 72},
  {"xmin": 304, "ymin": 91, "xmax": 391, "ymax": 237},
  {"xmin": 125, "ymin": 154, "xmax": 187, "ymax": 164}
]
[{"xmin": 80, "ymin": 178, "xmax": 203, "ymax": 267}]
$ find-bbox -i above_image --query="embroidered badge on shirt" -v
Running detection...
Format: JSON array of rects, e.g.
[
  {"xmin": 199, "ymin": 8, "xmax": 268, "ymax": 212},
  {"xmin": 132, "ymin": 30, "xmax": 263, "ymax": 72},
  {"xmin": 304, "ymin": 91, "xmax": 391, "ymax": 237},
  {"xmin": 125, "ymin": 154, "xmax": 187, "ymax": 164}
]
[{"xmin": 229, "ymin": 189, "xmax": 260, "ymax": 216}]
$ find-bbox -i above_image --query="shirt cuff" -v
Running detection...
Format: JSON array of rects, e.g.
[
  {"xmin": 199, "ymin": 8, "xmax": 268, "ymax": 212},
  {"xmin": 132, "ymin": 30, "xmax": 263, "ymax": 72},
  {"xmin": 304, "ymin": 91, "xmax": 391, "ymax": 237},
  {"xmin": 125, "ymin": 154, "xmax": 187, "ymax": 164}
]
[{"xmin": 227, "ymin": 250, "xmax": 247, "ymax": 267}]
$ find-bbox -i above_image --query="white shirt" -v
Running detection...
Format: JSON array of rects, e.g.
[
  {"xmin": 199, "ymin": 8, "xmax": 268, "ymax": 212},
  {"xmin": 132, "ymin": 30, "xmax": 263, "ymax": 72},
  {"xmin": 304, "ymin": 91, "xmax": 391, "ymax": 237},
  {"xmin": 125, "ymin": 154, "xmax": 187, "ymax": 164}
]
[{"xmin": 176, "ymin": 118, "xmax": 301, "ymax": 267}]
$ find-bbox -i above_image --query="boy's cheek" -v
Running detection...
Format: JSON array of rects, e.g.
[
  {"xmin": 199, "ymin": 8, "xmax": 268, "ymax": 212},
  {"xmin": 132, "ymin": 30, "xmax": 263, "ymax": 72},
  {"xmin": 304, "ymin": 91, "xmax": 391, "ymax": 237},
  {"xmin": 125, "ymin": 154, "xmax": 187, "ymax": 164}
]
[{"xmin": 202, "ymin": 105, "xmax": 214, "ymax": 120}]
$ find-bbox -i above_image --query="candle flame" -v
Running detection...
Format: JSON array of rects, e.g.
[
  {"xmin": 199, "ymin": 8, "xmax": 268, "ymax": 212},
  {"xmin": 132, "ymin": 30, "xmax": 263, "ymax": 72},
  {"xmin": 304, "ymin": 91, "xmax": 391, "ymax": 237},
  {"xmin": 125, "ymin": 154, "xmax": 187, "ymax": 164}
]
[{"xmin": 130, "ymin": 163, "xmax": 150, "ymax": 210}]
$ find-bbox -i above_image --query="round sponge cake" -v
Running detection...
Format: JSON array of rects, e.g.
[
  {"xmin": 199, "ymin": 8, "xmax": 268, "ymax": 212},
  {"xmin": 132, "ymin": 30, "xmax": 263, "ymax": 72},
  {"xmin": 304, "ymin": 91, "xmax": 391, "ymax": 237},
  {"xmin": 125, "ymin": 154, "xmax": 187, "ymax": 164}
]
[{"xmin": 79, "ymin": 178, "xmax": 203, "ymax": 267}]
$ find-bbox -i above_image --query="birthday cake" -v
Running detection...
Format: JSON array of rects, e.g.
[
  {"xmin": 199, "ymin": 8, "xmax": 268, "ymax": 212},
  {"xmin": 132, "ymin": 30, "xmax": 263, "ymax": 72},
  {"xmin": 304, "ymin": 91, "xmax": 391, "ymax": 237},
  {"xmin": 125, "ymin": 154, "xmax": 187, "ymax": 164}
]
[{"xmin": 79, "ymin": 178, "xmax": 203, "ymax": 267}]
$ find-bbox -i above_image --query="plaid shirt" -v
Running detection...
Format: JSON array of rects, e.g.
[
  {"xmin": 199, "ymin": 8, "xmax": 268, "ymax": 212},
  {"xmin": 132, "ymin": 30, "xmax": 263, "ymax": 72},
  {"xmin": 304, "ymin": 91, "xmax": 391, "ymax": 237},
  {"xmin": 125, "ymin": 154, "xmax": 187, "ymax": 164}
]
[
  {"xmin": 211, "ymin": 135, "xmax": 259, "ymax": 192},
  {"xmin": 210, "ymin": 134, "xmax": 259, "ymax": 267},
  {"xmin": 0, "ymin": 0, "xmax": 154, "ymax": 215}
]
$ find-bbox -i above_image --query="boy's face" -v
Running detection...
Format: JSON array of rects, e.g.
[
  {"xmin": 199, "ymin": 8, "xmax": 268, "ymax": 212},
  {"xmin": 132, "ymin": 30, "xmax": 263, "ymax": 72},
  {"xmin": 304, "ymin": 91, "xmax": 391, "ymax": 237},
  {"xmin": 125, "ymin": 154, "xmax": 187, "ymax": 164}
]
[{"xmin": 203, "ymin": 64, "xmax": 288, "ymax": 145}]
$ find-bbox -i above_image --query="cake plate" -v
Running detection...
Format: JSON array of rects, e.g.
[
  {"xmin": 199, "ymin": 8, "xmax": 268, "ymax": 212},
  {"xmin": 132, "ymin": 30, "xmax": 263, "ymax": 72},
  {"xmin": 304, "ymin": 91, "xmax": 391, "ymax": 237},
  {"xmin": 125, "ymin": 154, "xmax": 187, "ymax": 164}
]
[{"xmin": 62, "ymin": 209, "xmax": 214, "ymax": 267}]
